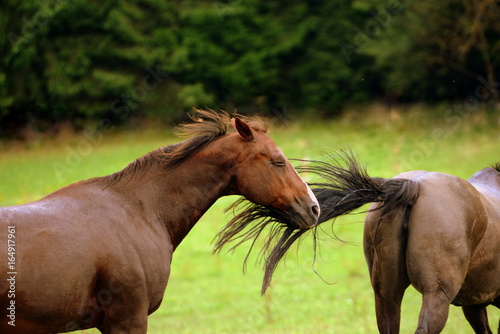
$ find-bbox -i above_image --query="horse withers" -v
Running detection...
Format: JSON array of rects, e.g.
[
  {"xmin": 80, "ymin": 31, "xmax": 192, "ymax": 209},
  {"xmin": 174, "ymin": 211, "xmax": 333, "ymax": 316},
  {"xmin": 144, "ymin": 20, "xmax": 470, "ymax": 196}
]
[
  {"xmin": 0, "ymin": 110, "xmax": 319, "ymax": 334},
  {"xmin": 307, "ymin": 153, "xmax": 500, "ymax": 333}
]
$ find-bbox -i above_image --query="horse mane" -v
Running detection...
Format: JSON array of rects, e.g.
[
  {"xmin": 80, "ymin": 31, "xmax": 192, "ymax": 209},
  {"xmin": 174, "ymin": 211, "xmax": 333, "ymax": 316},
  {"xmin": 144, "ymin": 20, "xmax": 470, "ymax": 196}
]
[
  {"xmin": 164, "ymin": 109, "xmax": 267, "ymax": 166},
  {"xmin": 97, "ymin": 109, "xmax": 268, "ymax": 185}
]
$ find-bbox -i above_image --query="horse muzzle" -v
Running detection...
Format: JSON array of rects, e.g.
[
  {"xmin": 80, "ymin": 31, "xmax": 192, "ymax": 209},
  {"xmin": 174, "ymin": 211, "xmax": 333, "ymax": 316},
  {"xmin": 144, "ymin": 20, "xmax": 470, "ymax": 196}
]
[{"xmin": 288, "ymin": 195, "xmax": 320, "ymax": 229}]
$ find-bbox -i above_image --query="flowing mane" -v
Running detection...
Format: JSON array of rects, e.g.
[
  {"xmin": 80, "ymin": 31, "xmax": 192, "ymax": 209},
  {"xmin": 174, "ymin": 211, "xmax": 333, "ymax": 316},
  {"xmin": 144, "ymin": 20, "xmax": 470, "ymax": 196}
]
[
  {"xmin": 98, "ymin": 109, "xmax": 268, "ymax": 185},
  {"xmin": 164, "ymin": 109, "xmax": 267, "ymax": 166}
]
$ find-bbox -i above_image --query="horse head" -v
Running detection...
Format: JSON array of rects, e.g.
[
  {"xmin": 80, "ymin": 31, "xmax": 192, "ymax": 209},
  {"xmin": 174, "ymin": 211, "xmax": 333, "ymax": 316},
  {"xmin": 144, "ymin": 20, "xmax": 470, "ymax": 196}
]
[{"xmin": 225, "ymin": 116, "xmax": 320, "ymax": 229}]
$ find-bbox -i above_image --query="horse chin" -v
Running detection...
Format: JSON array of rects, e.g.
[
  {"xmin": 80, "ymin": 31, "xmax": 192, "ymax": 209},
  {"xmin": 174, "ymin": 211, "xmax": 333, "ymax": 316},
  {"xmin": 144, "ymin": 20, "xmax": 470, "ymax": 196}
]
[{"xmin": 285, "ymin": 195, "xmax": 320, "ymax": 229}]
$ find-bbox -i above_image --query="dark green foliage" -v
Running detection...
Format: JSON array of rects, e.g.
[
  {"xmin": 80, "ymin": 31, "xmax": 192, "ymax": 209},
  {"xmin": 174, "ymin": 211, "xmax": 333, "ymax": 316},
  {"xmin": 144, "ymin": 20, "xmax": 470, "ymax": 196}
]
[{"xmin": 1, "ymin": 0, "xmax": 499, "ymax": 136}]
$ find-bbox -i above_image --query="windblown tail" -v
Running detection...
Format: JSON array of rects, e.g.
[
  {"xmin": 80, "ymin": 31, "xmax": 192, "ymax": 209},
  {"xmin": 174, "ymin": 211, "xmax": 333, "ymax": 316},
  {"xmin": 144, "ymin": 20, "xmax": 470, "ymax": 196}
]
[{"xmin": 301, "ymin": 151, "xmax": 419, "ymax": 224}]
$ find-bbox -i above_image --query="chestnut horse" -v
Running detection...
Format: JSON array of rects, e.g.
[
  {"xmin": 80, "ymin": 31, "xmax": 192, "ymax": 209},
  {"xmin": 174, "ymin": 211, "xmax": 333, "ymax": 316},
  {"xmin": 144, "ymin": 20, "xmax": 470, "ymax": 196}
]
[
  {"xmin": 0, "ymin": 110, "xmax": 319, "ymax": 334},
  {"xmin": 306, "ymin": 153, "xmax": 500, "ymax": 333}
]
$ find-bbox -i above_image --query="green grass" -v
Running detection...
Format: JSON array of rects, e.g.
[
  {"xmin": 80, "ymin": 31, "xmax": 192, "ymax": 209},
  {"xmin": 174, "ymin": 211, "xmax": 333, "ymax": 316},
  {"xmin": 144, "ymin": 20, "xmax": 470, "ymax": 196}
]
[{"xmin": 1, "ymin": 108, "xmax": 499, "ymax": 333}]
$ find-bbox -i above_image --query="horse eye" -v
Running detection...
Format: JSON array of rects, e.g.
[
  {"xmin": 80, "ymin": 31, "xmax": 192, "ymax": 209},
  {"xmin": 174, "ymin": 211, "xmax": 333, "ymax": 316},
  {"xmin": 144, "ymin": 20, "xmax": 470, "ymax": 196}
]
[{"xmin": 273, "ymin": 161, "xmax": 286, "ymax": 167}]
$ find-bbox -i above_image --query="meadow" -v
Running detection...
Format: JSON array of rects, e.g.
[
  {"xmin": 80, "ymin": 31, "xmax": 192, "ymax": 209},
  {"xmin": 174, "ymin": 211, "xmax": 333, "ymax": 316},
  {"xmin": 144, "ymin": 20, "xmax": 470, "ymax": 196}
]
[{"xmin": 0, "ymin": 106, "xmax": 499, "ymax": 333}]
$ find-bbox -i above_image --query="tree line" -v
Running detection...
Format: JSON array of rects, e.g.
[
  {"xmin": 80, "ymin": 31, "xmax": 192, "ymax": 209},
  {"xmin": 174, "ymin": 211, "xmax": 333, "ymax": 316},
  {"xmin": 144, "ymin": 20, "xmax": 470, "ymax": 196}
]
[{"xmin": 1, "ymin": 0, "xmax": 499, "ymax": 136}]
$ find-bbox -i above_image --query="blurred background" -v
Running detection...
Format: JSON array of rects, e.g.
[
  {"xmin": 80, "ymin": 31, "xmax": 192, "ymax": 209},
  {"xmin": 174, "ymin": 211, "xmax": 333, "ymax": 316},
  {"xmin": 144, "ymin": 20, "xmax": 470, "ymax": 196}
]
[
  {"xmin": 1, "ymin": 0, "xmax": 499, "ymax": 137},
  {"xmin": 1, "ymin": 2, "xmax": 500, "ymax": 333}
]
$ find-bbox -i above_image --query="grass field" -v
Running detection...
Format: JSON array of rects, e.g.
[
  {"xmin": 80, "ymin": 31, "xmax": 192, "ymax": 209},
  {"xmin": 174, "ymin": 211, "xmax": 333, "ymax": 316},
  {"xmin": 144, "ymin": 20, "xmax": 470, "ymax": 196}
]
[{"xmin": 1, "ymin": 106, "xmax": 499, "ymax": 333}]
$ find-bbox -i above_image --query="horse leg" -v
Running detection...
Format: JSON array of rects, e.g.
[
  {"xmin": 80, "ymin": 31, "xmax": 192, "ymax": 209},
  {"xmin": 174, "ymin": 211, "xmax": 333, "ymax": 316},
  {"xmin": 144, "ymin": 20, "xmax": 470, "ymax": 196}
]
[
  {"xmin": 100, "ymin": 303, "xmax": 149, "ymax": 334},
  {"xmin": 95, "ymin": 277, "xmax": 151, "ymax": 334},
  {"xmin": 462, "ymin": 305, "xmax": 492, "ymax": 334},
  {"xmin": 414, "ymin": 292, "xmax": 452, "ymax": 334},
  {"xmin": 409, "ymin": 254, "xmax": 467, "ymax": 334},
  {"xmin": 407, "ymin": 250, "xmax": 466, "ymax": 333},
  {"xmin": 372, "ymin": 281, "xmax": 408, "ymax": 334},
  {"xmin": 410, "ymin": 251, "xmax": 469, "ymax": 334},
  {"xmin": 364, "ymin": 208, "xmax": 410, "ymax": 334}
]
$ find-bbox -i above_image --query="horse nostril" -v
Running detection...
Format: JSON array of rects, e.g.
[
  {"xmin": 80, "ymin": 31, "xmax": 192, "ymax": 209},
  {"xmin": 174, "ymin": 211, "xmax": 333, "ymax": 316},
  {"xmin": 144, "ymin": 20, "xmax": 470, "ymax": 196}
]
[{"xmin": 311, "ymin": 205, "xmax": 320, "ymax": 218}]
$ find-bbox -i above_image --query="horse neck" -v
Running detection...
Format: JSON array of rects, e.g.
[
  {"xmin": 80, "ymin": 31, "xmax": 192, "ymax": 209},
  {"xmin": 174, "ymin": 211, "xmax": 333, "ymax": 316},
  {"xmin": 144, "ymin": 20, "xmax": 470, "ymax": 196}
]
[{"xmin": 102, "ymin": 140, "xmax": 235, "ymax": 249}]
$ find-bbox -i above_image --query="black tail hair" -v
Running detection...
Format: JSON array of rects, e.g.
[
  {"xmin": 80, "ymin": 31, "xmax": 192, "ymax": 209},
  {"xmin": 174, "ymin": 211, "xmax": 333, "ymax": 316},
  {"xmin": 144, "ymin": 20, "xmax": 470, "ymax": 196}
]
[
  {"xmin": 301, "ymin": 151, "xmax": 419, "ymax": 224},
  {"xmin": 213, "ymin": 198, "xmax": 309, "ymax": 294},
  {"xmin": 213, "ymin": 150, "xmax": 419, "ymax": 294}
]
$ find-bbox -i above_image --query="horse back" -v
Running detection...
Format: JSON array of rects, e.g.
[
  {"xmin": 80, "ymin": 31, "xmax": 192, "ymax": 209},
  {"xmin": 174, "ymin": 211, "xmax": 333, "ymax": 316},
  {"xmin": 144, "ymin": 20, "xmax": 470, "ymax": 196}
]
[{"xmin": 468, "ymin": 166, "xmax": 500, "ymax": 206}]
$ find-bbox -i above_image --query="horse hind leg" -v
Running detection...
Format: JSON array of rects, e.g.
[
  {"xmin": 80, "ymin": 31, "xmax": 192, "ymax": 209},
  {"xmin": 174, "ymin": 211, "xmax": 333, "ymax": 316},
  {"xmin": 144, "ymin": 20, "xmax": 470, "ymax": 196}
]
[
  {"xmin": 462, "ymin": 305, "xmax": 493, "ymax": 334},
  {"xmin": 410, "ymin": 257, "xmax": 468, "ymax": 334},
  {"xmin": 372, "ymin": 282, "xmax": 409, "ymax": 334},
  {"xmin": 368, "ymin": 249, "xmax": 409, "ymax": 333},
  {"xmin": 364, "ymin": 208, "xmax": 410, "ymax": 334},
  {"xmin": 414, "ymin": 292, "xmax": 452, "ymax": 334},
  {"xmin": 407, "ymin": 252, "xmax": 469, "ymax": 334},
  {"xmin": 409, "ymin": 253, "xmax": 471, "ymax": 334}
]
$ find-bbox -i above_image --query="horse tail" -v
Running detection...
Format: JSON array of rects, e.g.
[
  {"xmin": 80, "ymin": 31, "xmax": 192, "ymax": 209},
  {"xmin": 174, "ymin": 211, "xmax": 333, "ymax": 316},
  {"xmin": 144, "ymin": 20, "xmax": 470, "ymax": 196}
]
[{"xmin": 301, "ymin": 151, "xmax": 419, "ymax": 224}]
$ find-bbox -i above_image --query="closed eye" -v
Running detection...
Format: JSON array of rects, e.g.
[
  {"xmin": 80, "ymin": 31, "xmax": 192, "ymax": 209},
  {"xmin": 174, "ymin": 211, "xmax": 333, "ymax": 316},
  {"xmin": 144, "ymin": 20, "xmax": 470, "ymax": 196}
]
[{"xmin": 272, "ymin": 161, "xmax": 286, "ymax": 167}]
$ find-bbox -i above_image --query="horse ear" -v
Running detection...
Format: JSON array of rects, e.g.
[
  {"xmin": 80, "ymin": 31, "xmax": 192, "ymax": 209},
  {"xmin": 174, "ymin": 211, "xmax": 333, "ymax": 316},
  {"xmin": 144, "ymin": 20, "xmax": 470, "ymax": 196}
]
[{"xmin": 232, "ymin": 117, "xmax": 254, "ymax": 141}]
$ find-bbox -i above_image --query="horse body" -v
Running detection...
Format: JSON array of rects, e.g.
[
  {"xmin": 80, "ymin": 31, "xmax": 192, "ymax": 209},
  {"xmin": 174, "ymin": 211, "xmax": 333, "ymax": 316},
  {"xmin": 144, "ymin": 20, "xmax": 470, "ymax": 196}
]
[
  {"xmin": 290, "ymin": 154, "xmax": 500, "ymax": 334},
  {"xmin": 0, "ymin": 111, "xmax": 319, "ymax": 334},
  {"xmin": 363, "ymin": 167, "xmax": 500, "ymax": 333}
]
